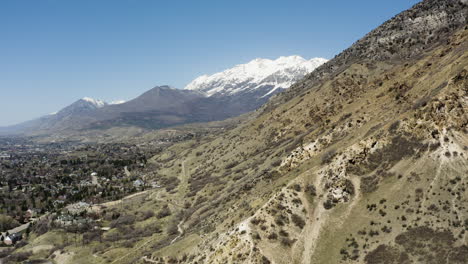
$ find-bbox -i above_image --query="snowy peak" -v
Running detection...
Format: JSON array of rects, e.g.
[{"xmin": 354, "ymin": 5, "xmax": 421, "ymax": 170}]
[
  {"xmin": 184, "ymin": 56, "xmax": 327, "ymax": 97},
  {"xmin": 54, "ymin": 97, "xmax": 108, "ymax": 117},
  {"xmin": 81, "ymin": 97, "xmax": 107, "ymax": 108}
]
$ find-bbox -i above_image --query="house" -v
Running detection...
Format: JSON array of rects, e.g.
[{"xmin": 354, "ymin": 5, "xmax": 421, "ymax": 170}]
[
  {"xmin": 4, "ymin": 233, "xmax": 22, "ymax": 245},
  {"xmin": 65, "ymin": 202, "xmax": 91, "ymax": 215},
  {"xmin": 133, "ymin": 179, "xmax": 145, "ymax": 188},
  {"xmin": 24, "ymin": 209, "xmax": 37, "ymax": 222}
]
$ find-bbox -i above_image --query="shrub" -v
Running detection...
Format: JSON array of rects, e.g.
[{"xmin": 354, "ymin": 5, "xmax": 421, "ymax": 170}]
[
  {"xmin": 344, "ymin": 179, "xmax": 355, "ymax": 196},
  {"xmin": 225, "ymin": 161, "xmax": 239, "ymax": 170},
  {"xmin": 5, "ymin": 251, "xmax": 32, "ymax": 263},
  {"xmin": 141, "ymin": 210, "xmax": 154, "ymax": 220},
  {"xmin": 267, "ymin": 233, "xmax": 278, "ymax": 240},
  {"xmin": 279, "ymin": 229, "xmax": 289, "ymax": 237},
  {"xmin": 361, "ymin": 175, "xmax": 379, "ymax": 193},
  {"xmin": 321, "ymin": 149, "xmax": 337, "ymax": 165},
  {"xmin": 261, "ymin": 256, "xmax": 271, "ymax": 264},
  {"xmin": 323, "ymin": 199, "xmax": 334, "ymax": 210},
  {"xmin": 291, "ymin": 214, "xmax": 306, "ymax": 229},
  {"xmin": 33, "ymin": 218, "xmax": 51, "ymax": 235},
  {"xmin": 292, "ymin": 184, "xmax": 302, "ymax": 192},
  {"xmin": 0, "ymin": 215, "xmax": 20, "ymax": 231},
  {"xmin": 280, "ymin": 237, "xmax": 295, "ymax": 247},
  {"xmin": 364, "ymin": 245, "xmax": 408, "ymax": 264},
  {"xmin": 167, "ymin": 223, "xmax": 179, "ymax": 236},
  {"xmin": 305, "ymin": 184, "xmax": 317, "ymax": 197},
  {"xmin": 83, "ymin": 231, "xmax": 102, "ymax": 244},
  {"xmin": 110, "ymin": 214, "xmax": 136, "ymax": 228},
  {"xmin": 156, "ymin": 205, "xmax": 171, "ymax": 219}
]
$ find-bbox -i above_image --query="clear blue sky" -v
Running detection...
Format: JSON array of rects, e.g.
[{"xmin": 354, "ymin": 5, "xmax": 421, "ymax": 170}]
[{"xmin": 0, "ymin": 0, "xmax": 420, "ymax": 126}]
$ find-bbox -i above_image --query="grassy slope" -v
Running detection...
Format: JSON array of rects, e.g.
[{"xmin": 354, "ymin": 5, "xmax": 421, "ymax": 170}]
[
  {"xmin": 19, "ymin": 18, "xmax": 468, "ymax": 264},
  {"xmin": 135, "ymin": 27, "xmax": 467, "ymax": 263}
]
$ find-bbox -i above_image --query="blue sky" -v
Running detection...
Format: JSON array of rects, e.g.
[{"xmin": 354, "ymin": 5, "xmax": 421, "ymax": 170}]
[{"xmin": 0, "ymin": 0, "xmax": 420, "ymax": 126}]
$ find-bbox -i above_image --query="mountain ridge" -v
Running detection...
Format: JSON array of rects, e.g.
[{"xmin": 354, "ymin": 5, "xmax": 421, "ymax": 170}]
[
  {"xmin": 185, "ymin": 56, "xmax": 327, "ymax": 97},
  {"xmin": 264, "ymin": 0, "xmax": 468, "ymax": 111},
  {"xmin": 4, "ymin": 0, "xmax": 468, "ymax": 263},
  {"xmin": 1, "ymin": 56, "xmax": 326, "ymax": 137}
]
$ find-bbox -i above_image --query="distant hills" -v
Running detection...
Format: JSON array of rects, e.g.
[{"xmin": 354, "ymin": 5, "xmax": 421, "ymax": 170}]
[{"xmin": 0, "ymin": 56, "xmax": 326, "ymax": 136}]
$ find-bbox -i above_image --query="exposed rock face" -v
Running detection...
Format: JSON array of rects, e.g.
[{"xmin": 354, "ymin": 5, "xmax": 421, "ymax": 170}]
[
  {"xmin": 134, "ymin": 2, "xmax": 468, "ymax": 263},
  {"xmin": 267, "ymin": 0, "xmax": 468, "ymax": 109}
]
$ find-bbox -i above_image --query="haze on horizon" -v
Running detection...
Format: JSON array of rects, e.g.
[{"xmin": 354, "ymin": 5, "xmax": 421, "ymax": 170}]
[{"xmin": 0, "ymin": 0, "xmax": 420, "ymax": 126}]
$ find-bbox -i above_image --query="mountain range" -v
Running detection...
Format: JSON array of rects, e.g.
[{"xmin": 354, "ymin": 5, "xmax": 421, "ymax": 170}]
[
  {"xmin": 0, "ymin": 56, "xmax": 326, "ymax": 136},
  {"xmin": 5, "ymin": 0, "xmax": 468, "ymax": 263}
]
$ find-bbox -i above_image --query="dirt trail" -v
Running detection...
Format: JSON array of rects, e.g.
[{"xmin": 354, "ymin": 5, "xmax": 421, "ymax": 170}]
[
  {"xmin": 170, "ymin": 219, "xmax": 186, "ymax": 244},
  {"xmin": 115, "ymin": 159, "xmax": 191, "ymax": 262},
  {"xmin": 301, "ymin": 173, "xmax": 328, "ymax": 264},
  {"xmin": 169, "ymin": 158, "xmax": 192, "ymax": 245},
  {"xmin": 338, "ymin": 177, "xmax": 361, "ymax": 227},
  {"xmin": 180, "ymin": 159, "xmax": 190, "ymax": 193},
  {"xmin": 111, "ymin": 233, "xmax": 161, "ymax": 264}
]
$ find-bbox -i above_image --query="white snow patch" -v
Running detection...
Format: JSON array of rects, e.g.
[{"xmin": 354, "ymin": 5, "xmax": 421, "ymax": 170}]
[
  {"xmin": 110, "ymin": 100, "xmax": 126, "ymax": 105},
  {"xmin": 82, "ymin": 97, "xmax": 107, "ymax": 108}
]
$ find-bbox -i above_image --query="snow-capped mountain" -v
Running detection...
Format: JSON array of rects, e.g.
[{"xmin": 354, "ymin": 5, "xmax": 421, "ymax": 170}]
[
  {"xmin": 2, "ymin": 56, "xmax": 328, "ymax": 136},
  {"xmin": 81, "ymin": 97, "xmax": 107, "ymax": 108},
  {"xmin": 54, "ymin": 97, "xmax": 108, "ymax": 117},
  {"xmin": 185, "ymin": 56, "xmax": 327, "ymax": 97}
]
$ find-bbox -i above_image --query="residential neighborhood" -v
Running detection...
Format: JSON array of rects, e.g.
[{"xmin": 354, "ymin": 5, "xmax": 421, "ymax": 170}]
[{"xmin": 0, "ymin": 137, "xmax": 167, "ymax": 247}]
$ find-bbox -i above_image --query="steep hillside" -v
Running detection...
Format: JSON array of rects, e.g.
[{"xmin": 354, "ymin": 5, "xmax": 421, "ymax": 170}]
[
  {"xmin": 267, "ymin": 0, "xmax": 468, "ymax": 109},
  {"xmin": 142, "ymin": 24, "xmax": 467, "ymax": 264},
  {"xmin": 16, "ymin": 1, "xmax": 467, "ymax": 264}
]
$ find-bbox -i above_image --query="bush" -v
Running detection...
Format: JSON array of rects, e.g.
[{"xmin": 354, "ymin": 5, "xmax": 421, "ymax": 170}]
[
  {"xmin": 83, "ymin": 231, "xmax": 103, "ymax": 244},
  {"xmin": 344, "ymin": 179, "xmax": 355, "ymax": 196},
  {"xmin": 280, "ymin": 237, "xmax": 295, "ymax": 247},
  {"xmin": 323, "ymin": 199, "xmax": 334, "ymax": 210},
  {"xmin": 321, "ymin": 149, "xmax": 337, "ymax": 165},
  {"xmin": 167, "ymin": 223, "xmax": 179, "ymax": 236},
  {"xmin": 225, "ymin": 161, "xmax": 239, "ymax": 170},
  {"xmin": 267, "ymin": 233, "xmax": 278, "ymax": 240},
  {"xmin": 140, "ymin": 210, "xmax": 154, "ymax": 220},
  {"xmin": 291, "ymin": 214, "xmax": 306, "ymax": 229},
  {"xmin": 305, "ymin": 184, "xmax": 317, "ymax": 197},
  {"xmin": 0, "ymin": 248, "xmax": 13, "ymax": 258},
  {"xmin": 156, "ymin": 205, "xmax": 171, "ymax": 219},
  {"xmin": 5, "ymin": 251, "xmax": 32, "ymax": 262},
  {"xmin": 110, "ymin": 214, "xmax": 136, "ymax": 228},
  {"xmin": 0, "ymin": 215, "xmax": 20, "ymax": 231},
  {"xmin": 33, "ymin": 218, "xmax": 51, "ymax": 235},
  {"xmin": 361, "ymin": 175, "xmax": 379, "ymax": 193}
]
